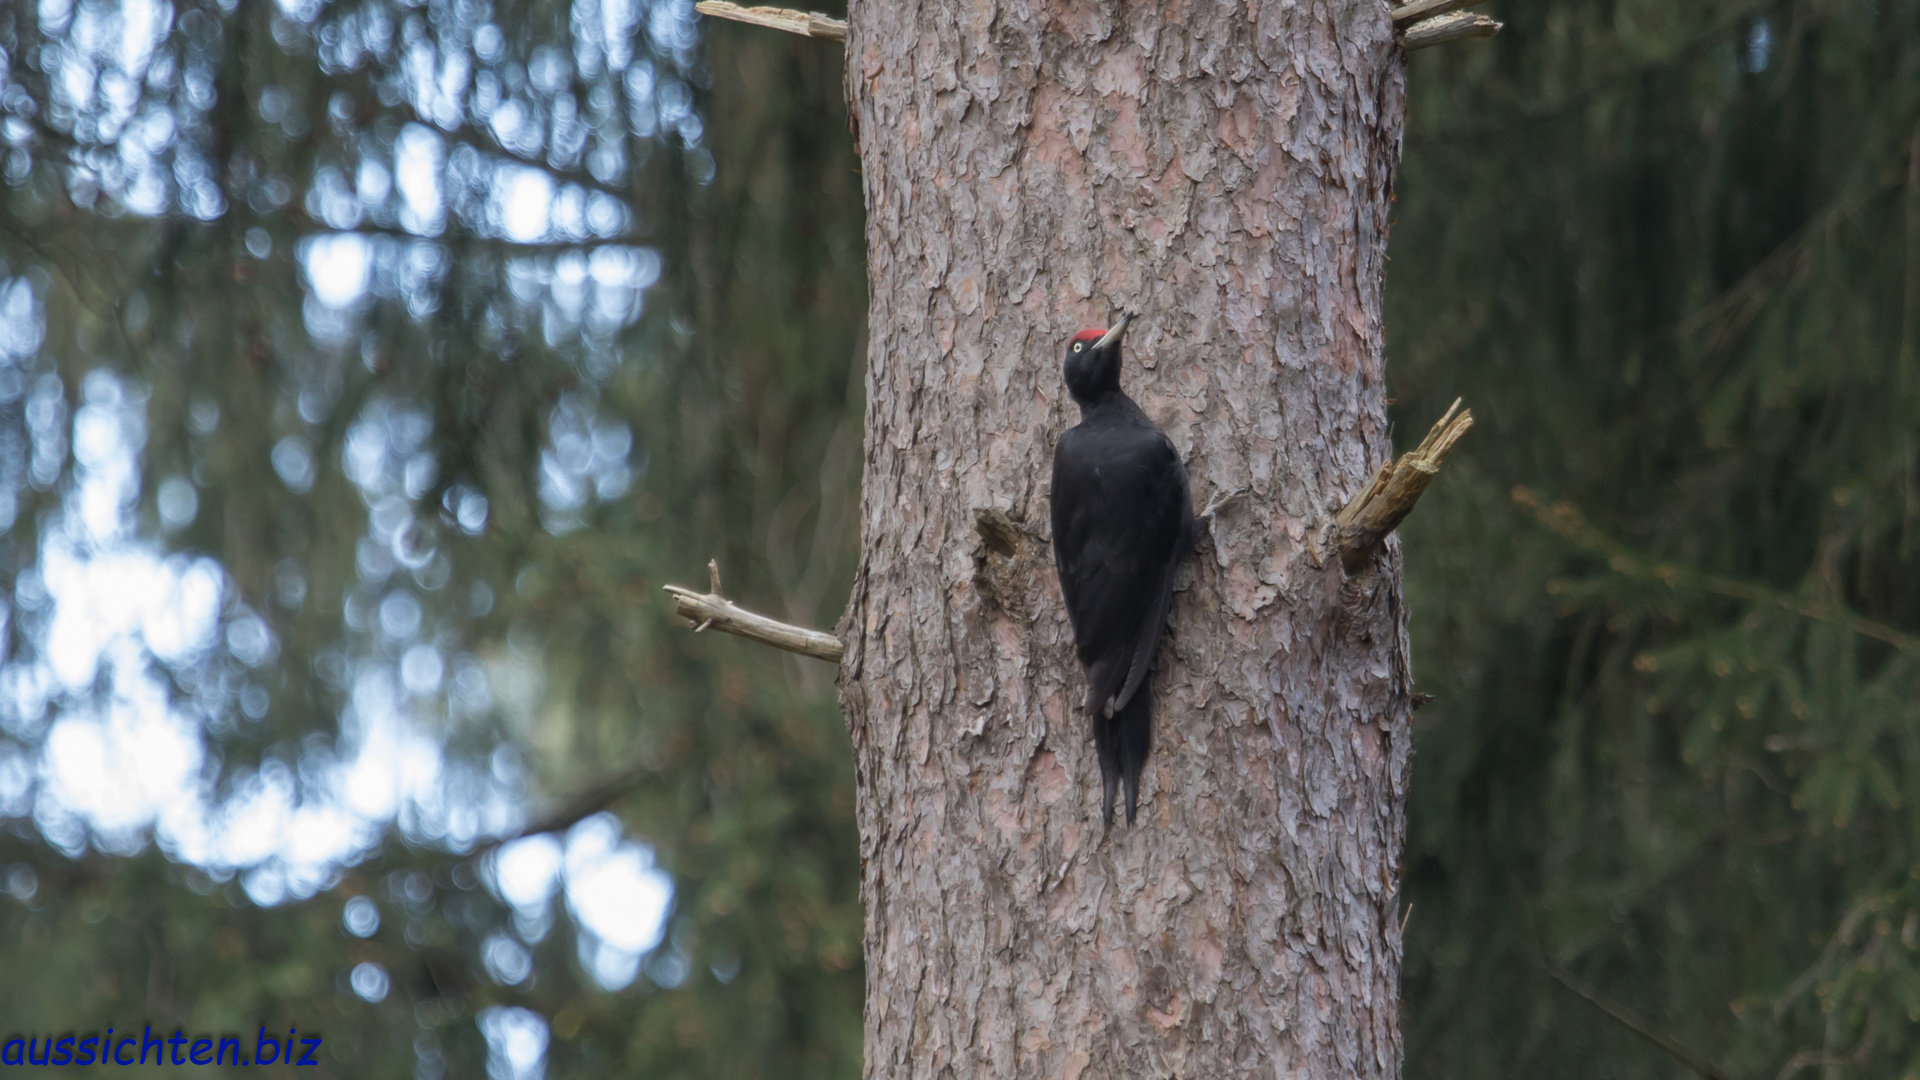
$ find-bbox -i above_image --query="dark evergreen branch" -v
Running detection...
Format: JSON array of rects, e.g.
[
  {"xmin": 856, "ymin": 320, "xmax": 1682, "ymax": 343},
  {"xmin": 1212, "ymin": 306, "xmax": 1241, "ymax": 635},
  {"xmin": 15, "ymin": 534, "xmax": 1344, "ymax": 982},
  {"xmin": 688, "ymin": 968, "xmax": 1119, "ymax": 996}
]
[
  {"xmin": 1676, "ymin": 183, "xmax": 1886, "ymax": 361},
  {"xmin": 1546, "ymin": 965, "xmax": 1737, "ymax": 1080},
  {"xmin": 1771, "ymin": 894, "xmax": 1886, "ymax": 1021},
  {"xmin": 1512, "ymin": 489, "xmax": 1920, "ymax": 655},
  {"xmin": 1769, "ymin": 1050, "xmax": 1845, "ymax": 1080},
  {"xmin": 1404, "ymin": 0, "xmax": 1778, "ymax": 143}
]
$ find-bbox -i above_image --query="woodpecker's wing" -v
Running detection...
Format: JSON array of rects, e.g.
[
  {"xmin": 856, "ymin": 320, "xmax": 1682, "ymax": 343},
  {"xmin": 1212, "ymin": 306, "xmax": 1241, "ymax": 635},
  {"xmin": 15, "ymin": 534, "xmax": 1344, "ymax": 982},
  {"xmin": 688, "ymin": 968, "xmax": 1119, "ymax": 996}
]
[
  {"xmin": 1110, "ymin": 435, "xmax": 1191, "ymax": 713},
  {"xmin": 1107, "ymin": 432, "xmax": 1190, "ymax": 713},
  {"xmin": 1051, "ymin": 423, "xmax": 1192, "ymax": 715}
]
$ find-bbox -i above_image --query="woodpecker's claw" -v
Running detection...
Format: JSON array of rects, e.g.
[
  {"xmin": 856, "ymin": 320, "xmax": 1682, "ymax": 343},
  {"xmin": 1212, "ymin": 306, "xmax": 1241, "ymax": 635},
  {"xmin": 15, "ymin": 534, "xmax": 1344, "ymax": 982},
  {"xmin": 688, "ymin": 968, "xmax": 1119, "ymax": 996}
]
[
  {"xmin": 1200, "ymin": 486, "xmax": 1246, "ymax": 521},
  {"xmin": 1198, "ymin": 487, "xmax": 1248, "ymax": 541}
]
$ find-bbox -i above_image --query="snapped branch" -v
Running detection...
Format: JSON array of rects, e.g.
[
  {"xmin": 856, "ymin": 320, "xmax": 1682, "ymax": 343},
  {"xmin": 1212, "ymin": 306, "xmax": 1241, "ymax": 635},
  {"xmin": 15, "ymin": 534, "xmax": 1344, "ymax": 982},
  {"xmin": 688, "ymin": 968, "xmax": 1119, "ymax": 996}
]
[
  {"xmin": 1400, "ymin": 10, "xmax": 1503, "ymax": 50},
  {"xmin": 1391, "ymin": 0, "xmax": 1491, "ymax": 25},
  {"xmin": 663, "ymin": 559, "xmax": 845, "ymax": 663},
  {"xmin": 1335, "ymin": 398, "xmax": 1475, "ymax": 573},
  {"xmin": 693, "ymin": 1, "xmax": 847, "ymax": 41}
]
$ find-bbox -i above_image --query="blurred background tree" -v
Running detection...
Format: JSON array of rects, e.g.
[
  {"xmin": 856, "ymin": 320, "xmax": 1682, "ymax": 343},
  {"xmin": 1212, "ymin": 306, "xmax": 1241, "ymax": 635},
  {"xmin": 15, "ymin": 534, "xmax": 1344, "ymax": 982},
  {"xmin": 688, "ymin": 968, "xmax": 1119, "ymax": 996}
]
[
  {"xmin": 0, "ymin": 0, "xmax": 1916, "ymax": 1076},
  {"xmin": 0, "ymin": 0, "xmax": 863, "ymax": 1075},
  {"xmin": 1393, "ymin": 1, "xmax": 1920, "ymax": 1076}
]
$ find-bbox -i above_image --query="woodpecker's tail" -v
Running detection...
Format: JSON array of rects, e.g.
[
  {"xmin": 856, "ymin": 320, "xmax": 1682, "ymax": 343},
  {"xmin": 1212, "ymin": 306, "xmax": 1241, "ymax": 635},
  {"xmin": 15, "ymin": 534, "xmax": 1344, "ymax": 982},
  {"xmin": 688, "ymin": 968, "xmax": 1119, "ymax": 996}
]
[{"xmin": 1093, "ymin": 685, "xmax": 1153, "ymax": 826}]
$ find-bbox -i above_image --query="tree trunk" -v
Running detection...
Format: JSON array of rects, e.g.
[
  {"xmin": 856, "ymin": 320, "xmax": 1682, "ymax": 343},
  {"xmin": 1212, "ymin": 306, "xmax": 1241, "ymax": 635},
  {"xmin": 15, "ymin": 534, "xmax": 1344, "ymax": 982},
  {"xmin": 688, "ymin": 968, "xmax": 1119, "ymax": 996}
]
[{"xmin": 837, "ymin": 3, "xmax": 1411, "ymax": 1077}]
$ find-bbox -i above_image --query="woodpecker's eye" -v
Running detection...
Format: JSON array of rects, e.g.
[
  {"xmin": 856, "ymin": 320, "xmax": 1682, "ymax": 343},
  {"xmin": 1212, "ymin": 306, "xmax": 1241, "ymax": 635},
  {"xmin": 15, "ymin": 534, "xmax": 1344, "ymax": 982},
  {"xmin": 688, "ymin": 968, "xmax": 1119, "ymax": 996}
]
[{"xmin": 1073, "ymin": 342, "xmax": 1083, "ymax": 353}]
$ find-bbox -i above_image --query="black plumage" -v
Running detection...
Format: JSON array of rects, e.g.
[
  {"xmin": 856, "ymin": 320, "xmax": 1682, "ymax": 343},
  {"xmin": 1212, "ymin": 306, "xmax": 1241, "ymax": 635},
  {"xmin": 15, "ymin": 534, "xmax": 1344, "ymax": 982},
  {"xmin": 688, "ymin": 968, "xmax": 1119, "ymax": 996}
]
[{"xmin": 1049, "ymin": 314, "xmax": 1193, "ymax": 827}]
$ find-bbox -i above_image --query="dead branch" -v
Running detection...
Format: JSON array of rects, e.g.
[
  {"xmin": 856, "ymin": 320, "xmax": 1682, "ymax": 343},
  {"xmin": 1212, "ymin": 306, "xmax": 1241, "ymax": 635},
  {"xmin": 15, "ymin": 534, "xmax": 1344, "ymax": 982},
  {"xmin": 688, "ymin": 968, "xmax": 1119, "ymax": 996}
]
[
  {"xmin": 663, "ymin": 559, "xmax": 845, "ymax": 663},
  {"xmin": 1402, "ymin": 11, "xmax": 1503, "ymax": 50},
  {"xmin": 1391, "ymin": 0, "xmax": 1492, "ymax": 24},
  {"xmin": 1335, "ymin": 398, "xmax": 1474, "ymax": 573},
  {"xmin": 694, "ymin": 1, "xmax": 846, "ymax": 41}
]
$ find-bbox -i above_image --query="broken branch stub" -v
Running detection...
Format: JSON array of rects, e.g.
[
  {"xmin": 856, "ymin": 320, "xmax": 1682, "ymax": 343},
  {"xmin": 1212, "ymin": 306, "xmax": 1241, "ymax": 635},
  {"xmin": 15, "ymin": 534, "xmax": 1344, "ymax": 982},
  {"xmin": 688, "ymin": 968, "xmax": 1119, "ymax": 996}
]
[
  {"xmin": 693, "ymin": 1, "xmax": 846, "ymax": 41},
  {"xmin": 1390, "ymin": 0, "xmax": 1491, "ymax": 25},
  {"xmin": 1335, "ymin": 398, "xmax": 1474, "ymax": 573},
  {"xmin": 1401, "ymin": 11, "xmax": 1503, "ymax": 50},
  {"xmin": 973, "ymin": 507, "xmax": 1025, "ymax": 558},
  {"xmin": 663, "ymin": 560, "xmax": 845, "ymax": 663}
]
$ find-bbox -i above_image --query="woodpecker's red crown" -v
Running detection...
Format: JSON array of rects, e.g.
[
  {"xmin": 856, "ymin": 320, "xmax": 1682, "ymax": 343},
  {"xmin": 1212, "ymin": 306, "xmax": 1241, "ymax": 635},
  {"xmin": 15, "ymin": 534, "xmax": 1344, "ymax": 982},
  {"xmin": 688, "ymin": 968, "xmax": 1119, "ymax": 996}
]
[{"xmin": 1070, "ymin": 328, "xmax": 1109, "ymax": 345}]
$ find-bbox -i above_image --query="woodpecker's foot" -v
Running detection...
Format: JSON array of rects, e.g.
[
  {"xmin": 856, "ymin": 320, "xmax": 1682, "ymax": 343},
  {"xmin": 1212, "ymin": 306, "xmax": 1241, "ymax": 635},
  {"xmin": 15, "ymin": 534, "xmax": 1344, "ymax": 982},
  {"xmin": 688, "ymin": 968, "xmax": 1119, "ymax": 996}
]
[{"xmin": 1198, "ymin": 486, "xmax": 1248, "ymax": 544}]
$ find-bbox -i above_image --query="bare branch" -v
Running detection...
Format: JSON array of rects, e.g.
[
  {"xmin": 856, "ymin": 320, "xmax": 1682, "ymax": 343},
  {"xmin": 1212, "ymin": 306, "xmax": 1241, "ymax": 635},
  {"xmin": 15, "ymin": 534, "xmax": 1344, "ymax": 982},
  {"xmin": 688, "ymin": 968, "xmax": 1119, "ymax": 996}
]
[
  {"xmin": 664, "ymin": 560, "xmax": 845, "ymax": 663},
  {"xmin": 694, "ymin": 1, "xmax": 847, "ymax": 41},
  {"xmin": 1402, "ymin": 11, "xmax": 1503, "ymax": 50},
  {"xmin": 1335, "ymin": 399, "xmax": 1474, "ymax": 573},
  {"xmin": 472, "ymin": 757, "xmax": 653, "ymax": 855},
  {"xmin": 1546, "ymin": 965, "xmax": 1736, "ymax": 1080},
  {"xmin": 1391, "ymin": 0, "xmax": 1491, "ymax": 25}
]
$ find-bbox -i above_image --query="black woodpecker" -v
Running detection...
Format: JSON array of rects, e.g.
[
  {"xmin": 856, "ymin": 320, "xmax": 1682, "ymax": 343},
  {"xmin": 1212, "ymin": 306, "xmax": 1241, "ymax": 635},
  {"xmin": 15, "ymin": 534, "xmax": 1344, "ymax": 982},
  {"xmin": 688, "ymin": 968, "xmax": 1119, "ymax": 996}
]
[{"xmin": 1049, "ymin": 313, "xmax": 1194, "ymax": 827}]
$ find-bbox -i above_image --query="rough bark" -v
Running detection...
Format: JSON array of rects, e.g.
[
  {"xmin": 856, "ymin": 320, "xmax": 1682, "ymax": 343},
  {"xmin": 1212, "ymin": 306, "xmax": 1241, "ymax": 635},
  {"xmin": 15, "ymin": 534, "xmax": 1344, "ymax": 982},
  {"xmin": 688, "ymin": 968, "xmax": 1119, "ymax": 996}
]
[{"xmin": 837, "ymin": 3, "xmax": 1411, "ymax": 1077}]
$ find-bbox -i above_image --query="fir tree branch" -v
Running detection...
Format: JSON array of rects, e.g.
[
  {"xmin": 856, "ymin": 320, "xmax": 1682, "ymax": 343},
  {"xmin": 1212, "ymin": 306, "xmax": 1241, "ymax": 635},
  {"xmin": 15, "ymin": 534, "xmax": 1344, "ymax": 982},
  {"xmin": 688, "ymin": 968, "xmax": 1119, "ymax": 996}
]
[
  {"xmin": 1512, "ymin": 489, "xmax": 1920, "ymax": 655},
  {"xmin": 1546, "ymin": 965, "xmax": 1737, "ymax": 1080},
  {"xmin": 663, "ymin": 560, "xmax": 845, "ymax": 663}
]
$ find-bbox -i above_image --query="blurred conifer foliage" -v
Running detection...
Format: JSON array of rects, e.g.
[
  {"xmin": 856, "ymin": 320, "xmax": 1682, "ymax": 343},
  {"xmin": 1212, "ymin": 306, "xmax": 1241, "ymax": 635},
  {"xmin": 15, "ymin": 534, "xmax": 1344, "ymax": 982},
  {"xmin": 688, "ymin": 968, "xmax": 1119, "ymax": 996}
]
[
  {"xmin": 1391, "ymin": 0, "xmax": 1920, "ymax": 1075},
  {"xmin": 0, "ymin": 0, "xmax": 863, "ymax": 1074}
]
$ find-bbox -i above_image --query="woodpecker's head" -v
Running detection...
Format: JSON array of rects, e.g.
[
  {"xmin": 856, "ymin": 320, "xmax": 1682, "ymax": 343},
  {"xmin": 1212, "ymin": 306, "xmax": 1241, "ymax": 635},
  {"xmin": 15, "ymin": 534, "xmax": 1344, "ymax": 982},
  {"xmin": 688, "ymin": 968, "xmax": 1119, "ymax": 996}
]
[{"xmin": 1062, "ymin": 312, "xmax": 1134, "ymax": 405}]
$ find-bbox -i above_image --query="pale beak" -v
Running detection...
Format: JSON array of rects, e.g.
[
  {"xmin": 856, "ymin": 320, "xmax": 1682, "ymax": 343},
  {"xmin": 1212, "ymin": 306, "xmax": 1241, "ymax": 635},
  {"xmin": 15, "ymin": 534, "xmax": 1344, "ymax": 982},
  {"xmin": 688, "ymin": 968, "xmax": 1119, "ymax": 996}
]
[{"xmin": 1095, "ymin": 312, "xmax": 1134, "ymax": 350}]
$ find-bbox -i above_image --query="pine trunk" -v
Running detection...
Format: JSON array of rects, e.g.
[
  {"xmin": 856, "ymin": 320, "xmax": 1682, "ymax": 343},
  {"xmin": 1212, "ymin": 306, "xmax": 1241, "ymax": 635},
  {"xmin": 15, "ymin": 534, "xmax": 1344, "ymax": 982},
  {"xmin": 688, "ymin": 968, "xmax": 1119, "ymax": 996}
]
[{"xmin": 837, "ymin": 3, "xmax": 1411, "ymax": 1076}]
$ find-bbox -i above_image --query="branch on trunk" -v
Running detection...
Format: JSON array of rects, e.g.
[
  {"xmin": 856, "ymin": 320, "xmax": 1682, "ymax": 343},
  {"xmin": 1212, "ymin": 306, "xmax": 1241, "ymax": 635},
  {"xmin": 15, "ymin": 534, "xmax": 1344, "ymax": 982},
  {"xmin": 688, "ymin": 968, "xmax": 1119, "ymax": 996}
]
[
  {"xmin": 694, "ymin": 1, "xmax": 847, "ymax": 41},
  {"xmin": 1390, "ymin": 0, "xmax": 1491, "ymax": 24},
  {"xmin": 1335, "ymin": 398, "xmax": 1474, "ymax": 573},
  {"xmin": 1401, "ymin": 11, "xmax": 1503, "ymax": 50},
  {"xmin": 1546, "ymin": 966, "xmax": 1736, "ymax": 1080},
  {"xmin": 663, "ymin": 559, "xmax": 845, "ymax": 663}
]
